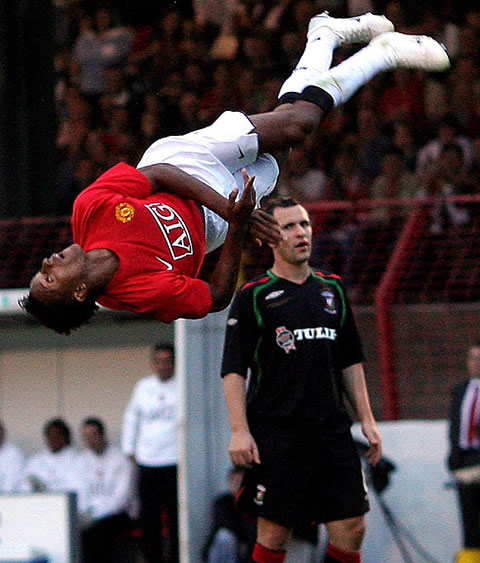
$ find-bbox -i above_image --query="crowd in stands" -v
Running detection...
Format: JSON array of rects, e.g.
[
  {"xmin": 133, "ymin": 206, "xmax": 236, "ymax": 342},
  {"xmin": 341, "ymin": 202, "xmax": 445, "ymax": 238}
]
[
  {"xmin": 51, "ymin": 0, "xmax": 480, "ymax": 211},
  {"xmin": 26, "ymin": 0, "xmax": 476, "ymax": 299}
]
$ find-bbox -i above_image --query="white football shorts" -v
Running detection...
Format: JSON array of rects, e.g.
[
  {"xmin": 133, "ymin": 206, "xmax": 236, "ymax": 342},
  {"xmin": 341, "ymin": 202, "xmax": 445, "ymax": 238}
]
[{"xmin": 136, "ymin": 111, "xmax": 279, "ymax": 253}]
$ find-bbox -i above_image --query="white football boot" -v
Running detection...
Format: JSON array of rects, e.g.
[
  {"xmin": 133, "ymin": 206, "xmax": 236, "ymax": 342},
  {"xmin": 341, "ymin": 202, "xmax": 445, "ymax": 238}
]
[
  {"xmin": 307, "ymin": 11, "xmax": 394, "ymax": 45},
  {"xmin": 370, "ymin": 31, "xmax": 450, "ymax": 71}
]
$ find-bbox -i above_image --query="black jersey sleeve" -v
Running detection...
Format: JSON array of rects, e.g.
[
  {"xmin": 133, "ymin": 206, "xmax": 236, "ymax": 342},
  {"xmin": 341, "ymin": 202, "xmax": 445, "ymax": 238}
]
[
  {"xmin": 336, "ymin": 287, "xmax": 365, "ymax": 370},
  {"xmin": 221, "ymin": 286, "xmax": 259, "ymax": 378}
]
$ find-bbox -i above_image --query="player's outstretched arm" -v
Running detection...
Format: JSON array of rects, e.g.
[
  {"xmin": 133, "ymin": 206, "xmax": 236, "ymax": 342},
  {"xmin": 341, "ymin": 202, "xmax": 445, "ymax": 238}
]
[
  {"xmin": 140, "ymin": 163, "xmax": 231, "ymax": 217},
  {"xmin": 139, "ymin": 163, "xmax": 280, "ymax": 245},
  {"xmin": 207, "ymin": 171, "xmax": 256, "ymax": 312}
]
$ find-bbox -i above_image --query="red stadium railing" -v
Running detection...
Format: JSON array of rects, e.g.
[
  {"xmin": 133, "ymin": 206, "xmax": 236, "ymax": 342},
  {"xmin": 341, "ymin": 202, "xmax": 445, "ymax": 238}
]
[{"xmin": 2, "ymin": 196, "xmax": 480, "ymax": 420}]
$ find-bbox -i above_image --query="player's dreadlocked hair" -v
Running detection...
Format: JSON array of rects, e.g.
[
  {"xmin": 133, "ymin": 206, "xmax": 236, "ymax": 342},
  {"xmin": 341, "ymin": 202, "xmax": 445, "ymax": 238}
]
[{"xmin": 19, "ymin": 291, "xmax": 99, "ymax": 335}]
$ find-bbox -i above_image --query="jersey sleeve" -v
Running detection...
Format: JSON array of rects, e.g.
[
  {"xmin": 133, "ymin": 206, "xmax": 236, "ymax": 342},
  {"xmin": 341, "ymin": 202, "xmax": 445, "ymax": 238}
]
[
  {"xmin": 101, "ymin": 271, "xmax": 213, "ymax": 323},
  {"xmin": 336, "ymin": 290, "xmax": 365, "ymax": 369},
  {"xmin": 221, "ymin": 287, "xmax": 259, "ymax": 378}
]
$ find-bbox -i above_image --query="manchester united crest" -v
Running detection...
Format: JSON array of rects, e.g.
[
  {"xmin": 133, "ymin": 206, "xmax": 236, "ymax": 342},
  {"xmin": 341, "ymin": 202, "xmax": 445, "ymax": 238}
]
[{"xmin": 115, "ymin": 202, "xmax": 135, "ymax": 223}]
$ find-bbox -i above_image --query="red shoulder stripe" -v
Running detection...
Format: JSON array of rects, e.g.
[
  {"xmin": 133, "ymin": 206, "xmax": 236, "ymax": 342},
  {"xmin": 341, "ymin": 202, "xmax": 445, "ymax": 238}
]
[
  {"xmin": 313, "ymin": 270, "xmax": 341, "ymax": 279},
  {"xmin": 242, "ymin": 275, "xmax": 271, "ymax": 290}
]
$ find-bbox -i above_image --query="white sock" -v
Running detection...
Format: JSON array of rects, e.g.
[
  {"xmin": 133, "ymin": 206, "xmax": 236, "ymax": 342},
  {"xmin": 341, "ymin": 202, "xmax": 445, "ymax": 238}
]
[
  {"xmin": 278, "ymin": 29, "xmax": 339, "ymax": 98},
  {"xmin": 310, "ymin": 42, "xmax": 390, "ymax": 106}
]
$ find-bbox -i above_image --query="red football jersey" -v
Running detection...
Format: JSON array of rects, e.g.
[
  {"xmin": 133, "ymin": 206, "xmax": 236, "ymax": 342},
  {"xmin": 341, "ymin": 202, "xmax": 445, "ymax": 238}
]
[{"xmin": 72, "ymin": 163, "xmax": 212, "ymax": 322}]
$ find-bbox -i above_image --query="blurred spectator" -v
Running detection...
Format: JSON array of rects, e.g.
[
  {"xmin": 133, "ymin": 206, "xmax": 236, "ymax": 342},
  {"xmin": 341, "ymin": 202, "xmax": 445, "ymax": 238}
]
[
  {"xmin": 354, "ymin": 108, "xmax": 390, "ymax": 185},
  {"xmin": 0, "ymin": 421, "xmax": 25, "ymax": 493},
  {"xmin": 378, "ymin": 69, "xmax": 425, "ymax": 127},
  {"xmin": 420, "ymin": 142, "xmax": 473, "ymax": 234},
  {"xmin": 447, "ymin": 56, "xmax": 480, "ymax": 135},
  {"xmin": 21, "ymin": 418, "xmax": 80, "ymax": 493},
  {"xmin": 416, "ymin": 114, "xmax": 473, "ymax": 184},
  {"xmin": 390, "ymin": 119, "xmax": 419, "ymax": 171},
  {"xmin": 146, "ymin": 11, "xmax": 184, "ymax": 88},
  {"xmin": 71, "ymin": 7, "xmax": 133, "ymax": 124},
  {"xmin": 121, "ymin": 343, "xmax": 179, "ymax": 563},
  {"xmin": 369, "ymin": 147, "xmax": 420, "ymax": 224},
  {"xmin": 199, "ymin": 61, "xmax": 243, "ymax": 124},
  {"xmin": 203, "ymin": 466, "xmax": 256, "ymax": 563},
  {"xmin": 472, "ymin": 136, "xmax": 480, "ymax": 170},
  {"xmin": 176, "ymin": 92, "xmax": 205, "ymax": 134},
  {"xmin": 78, "ymin": 417, "xmax": 136, "ymax": 563},
  {"xmin": 456, "ymin": 18, "xmax": 480, "ymax": 59},
  {"xmin": 56, "ymin": 155, "xmax": 96, "ymax": 215},
  {"xmin": 327, "ymin": 144, "xmax": 368, "ymax": 203},
  {"xmin": 283, "ymin": 145, "xmax": 329, "ymax": 204},
  {"xmin": 310, "ymin": 144, "xmax": 368, "ymax": 284}
]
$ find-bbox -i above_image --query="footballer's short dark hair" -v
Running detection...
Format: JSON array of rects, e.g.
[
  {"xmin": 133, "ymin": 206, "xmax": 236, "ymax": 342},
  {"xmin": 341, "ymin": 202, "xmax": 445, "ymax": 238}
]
[{"xmin": 264, "ymin": 197, "xmax": 301, "ymax": 216}]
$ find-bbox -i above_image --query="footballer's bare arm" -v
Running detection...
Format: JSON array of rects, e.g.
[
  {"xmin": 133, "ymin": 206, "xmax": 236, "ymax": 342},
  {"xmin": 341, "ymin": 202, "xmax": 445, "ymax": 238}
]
[{"xmin": 139, "ymin": 164, "xmax": 280, "ymax": 245}]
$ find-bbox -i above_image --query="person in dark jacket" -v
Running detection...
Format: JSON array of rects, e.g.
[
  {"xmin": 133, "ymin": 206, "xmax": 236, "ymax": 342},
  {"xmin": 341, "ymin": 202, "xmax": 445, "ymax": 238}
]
[{"xmin": 447, "ymin": 342, "xmax": 480, "ymax": 548}]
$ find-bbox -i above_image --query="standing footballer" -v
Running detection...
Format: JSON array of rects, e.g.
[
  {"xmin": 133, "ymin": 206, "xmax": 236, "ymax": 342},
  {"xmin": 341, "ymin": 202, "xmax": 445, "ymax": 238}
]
[{"xmin": 221, "ymin": 197, "xmax": 382, "ymax": 563}]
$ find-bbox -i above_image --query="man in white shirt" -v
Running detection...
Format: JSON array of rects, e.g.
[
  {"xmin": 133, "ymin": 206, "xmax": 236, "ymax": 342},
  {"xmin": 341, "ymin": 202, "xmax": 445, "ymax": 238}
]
[
  {"xmin": 121, "ymin": 342, "xmax": 178, "ymax": 562},
  {"xmin": 78, "ymin": 417, "xmax": 136, "ymax": 563},
  {"xmin": 0, "ymin": 421, "xmax": 25, "ymax": 493},
  {"xmin": 21, "ymin": 418, "xmax": 80, "ymax": 493}
]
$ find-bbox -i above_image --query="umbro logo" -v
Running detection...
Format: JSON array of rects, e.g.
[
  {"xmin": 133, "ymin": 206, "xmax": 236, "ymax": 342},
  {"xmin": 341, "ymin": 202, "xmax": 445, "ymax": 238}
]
[{"xmin": 265, "ymin": 290, "xmax": 285, "ymax": 301}]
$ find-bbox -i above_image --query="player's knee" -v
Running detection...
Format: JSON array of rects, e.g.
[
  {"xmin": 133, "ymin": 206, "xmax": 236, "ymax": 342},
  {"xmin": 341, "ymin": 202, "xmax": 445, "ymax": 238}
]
[
  {"xmin": 257, "ymin": 519, "xmax": 291, "ymax": 551},
  {"xmin": 349, "ymin": 518, "xmax": 366, "ymax": 550},
  {"xmin": 281, "ymin": 109, "xmax": 317, "ymax": 146},
  {"xmin": 328, "ymin": 516, "xmax": 366, "ymax": 552},
  {"xmin": 284, "ymin": 119, "xmax": 316, "ymax": 146},
  {"xmin": 342, "ymin": 516, "xmax": 366, "ymax": 551}
]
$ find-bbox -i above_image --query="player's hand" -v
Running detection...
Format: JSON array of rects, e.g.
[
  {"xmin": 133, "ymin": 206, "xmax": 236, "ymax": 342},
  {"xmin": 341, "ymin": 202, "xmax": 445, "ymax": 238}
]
[
  {"xmin": 361, "ymin": 421, "xmax": 382, "ymax": 466},
  {"xmin": 229, "ymin": 429, "xmax": 261, "ymax": 468},
  {"xmin": 227, "ymin": 170, "xmax": 256, "ymax": 232},
  {"xmin": 248, "ymin": 208, "xmax": 281, "ymax": 246}
]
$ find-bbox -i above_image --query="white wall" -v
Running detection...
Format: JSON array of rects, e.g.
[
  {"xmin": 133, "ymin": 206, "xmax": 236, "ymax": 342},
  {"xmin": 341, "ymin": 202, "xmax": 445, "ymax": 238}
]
[
  {"xmin": 0, "ymin": 315, "xmax": 173, "ymax": 453},
  {"xmin": 352, "ymin": 420, "xmax": 462, "ymax": 563}
]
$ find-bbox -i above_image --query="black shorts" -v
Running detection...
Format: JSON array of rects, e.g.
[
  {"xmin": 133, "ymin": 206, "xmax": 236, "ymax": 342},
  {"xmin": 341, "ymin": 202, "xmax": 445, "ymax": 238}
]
[{"xmin": 236, "ymin": 418, "xmax": 369, "ymax": 529}]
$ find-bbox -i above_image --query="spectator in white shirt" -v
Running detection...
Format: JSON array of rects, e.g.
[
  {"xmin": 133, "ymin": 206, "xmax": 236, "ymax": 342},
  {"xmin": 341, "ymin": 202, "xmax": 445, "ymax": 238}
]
[
  {"xmin": 78, "ymin": 417, "xmax": 136, "ymax": 563},
  {"xmin": 0, "ymin": 421, "xmax": 25, "ymax": 493},
  {"xmin": 121, "ymin": 342, "xmax": 179, "ymax": 563},
  {"xmin": 21, "ymin": 418, "xmax": 80, "ymax": 493}
]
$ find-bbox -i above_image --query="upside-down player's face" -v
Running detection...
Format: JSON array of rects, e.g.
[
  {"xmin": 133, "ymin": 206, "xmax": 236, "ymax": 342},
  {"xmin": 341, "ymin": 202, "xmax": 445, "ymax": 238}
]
[
  {"xmin": 30, "ymin": 243, "xmax": 88, "ymax": 305},
  {"xmin": 271, "ymin": 204, "xmax": 312, "ymax": 265}
]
